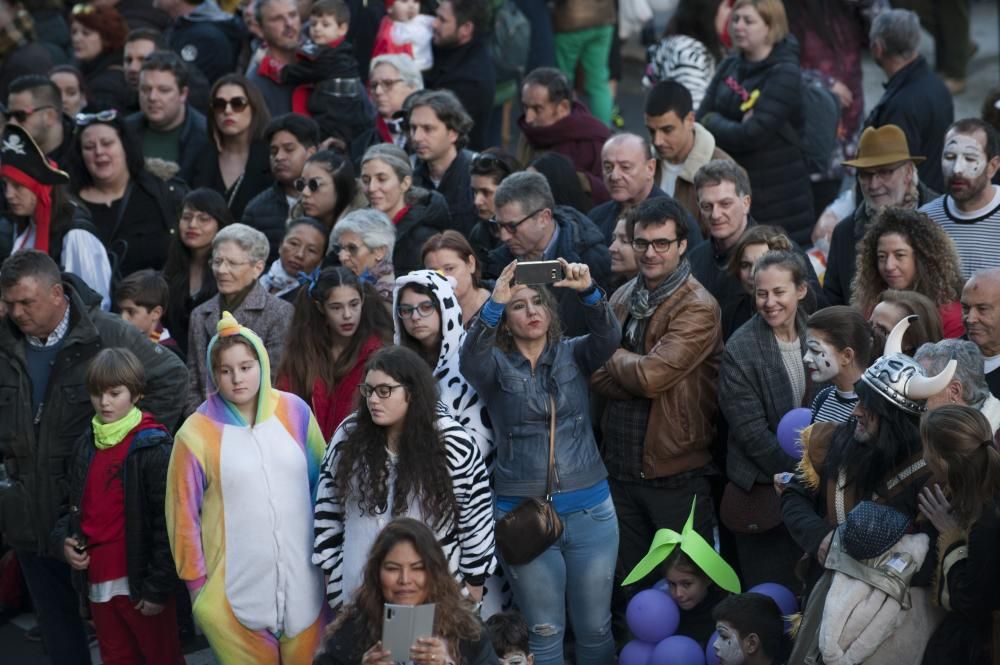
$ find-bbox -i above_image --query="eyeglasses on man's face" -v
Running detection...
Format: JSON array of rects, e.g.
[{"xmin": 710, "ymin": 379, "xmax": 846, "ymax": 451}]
[
  {"xmin": 489, "ymin": 208, "xmax": 544, "ymax": 235},
  {"xmin": 630, "ymin": 237, "xmax": 680, "ymax": 254}
]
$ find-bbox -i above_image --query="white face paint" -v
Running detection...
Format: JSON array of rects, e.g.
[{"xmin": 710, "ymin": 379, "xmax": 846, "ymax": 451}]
[
  {"xmin": 715, "ymin": 623, "xmax": 746, "ymax": 665},
  {"xmin": 803, "ymin": 331, "xmax": 840, "ymax": 383},
  {"xmin": 942, "ymin": 134, "xmax": 987, "ymax": 181}
]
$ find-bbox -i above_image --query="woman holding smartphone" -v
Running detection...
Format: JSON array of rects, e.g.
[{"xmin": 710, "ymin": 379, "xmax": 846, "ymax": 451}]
[{"xmin": 314, "ymin": 518, "xmax": 499, "ymax": 665}]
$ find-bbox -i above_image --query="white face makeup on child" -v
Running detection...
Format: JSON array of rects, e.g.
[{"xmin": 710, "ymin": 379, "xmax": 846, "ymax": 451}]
[
  {"xmin": 714, "ymin": 621, "xmax": 747, "ymax": 665},
  {"xmin": 803, "ymin": 331, "xmax": 841, "ymax": 383},
  {"xmin": 389, "ymin": 0, "xmax": 420, "ymax": 22},
  {"xmin": 90, "ymin": 386, "xmax": 139, "ymax": 424}
]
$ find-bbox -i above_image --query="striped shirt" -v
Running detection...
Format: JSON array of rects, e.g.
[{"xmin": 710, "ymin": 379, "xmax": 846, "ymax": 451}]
[
  {"xmin": 920, "ymin": 187, "xmax": 1000, "ymax": 278},
  {"xmin": 312, "ymin": 406, "xmax": 496, "ymax": 610},
  {"xmin": 810, "ymin": 386, "xmax": 858, "ymax": 424}
]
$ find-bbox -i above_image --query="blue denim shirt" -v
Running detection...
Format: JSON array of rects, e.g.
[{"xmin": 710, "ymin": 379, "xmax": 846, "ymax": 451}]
[{"xmin": 459, "ymin": 292, "xmax": 621, "ymax": 498}]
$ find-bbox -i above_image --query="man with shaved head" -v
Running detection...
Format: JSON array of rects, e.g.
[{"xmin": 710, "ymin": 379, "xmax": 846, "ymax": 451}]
[
  {"xmin": 962, "ymin": 268, "xmax": 1000, "ymax": 397},
  {"xmin": 588, "ymin": 132, "xmax": 702, "ymax": 248}
]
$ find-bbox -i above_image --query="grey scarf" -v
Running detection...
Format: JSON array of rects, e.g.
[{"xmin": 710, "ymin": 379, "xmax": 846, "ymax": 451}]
[{"xmin": 624, "ymin": 257, "xmax": 691, "ymax": 350}]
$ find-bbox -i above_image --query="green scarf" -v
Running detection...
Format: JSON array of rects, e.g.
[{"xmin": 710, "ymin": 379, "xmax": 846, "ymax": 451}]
[{"xmin": 91, "ymin": 407, "xmax": 142, "ymax": 450}]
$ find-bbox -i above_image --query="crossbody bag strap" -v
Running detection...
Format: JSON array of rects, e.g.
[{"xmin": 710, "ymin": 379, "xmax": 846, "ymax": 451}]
[{"xmin": 545, "ymin": 394, "xmax": 556, "ymax": 501}]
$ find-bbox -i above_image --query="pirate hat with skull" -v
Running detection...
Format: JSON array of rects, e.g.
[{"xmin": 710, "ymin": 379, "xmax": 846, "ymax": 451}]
[
  {"xmin": 0, "ymin": 124, "xmax": 69, "ymax": 185},
  {"xmin": 861, "ymin": 316, "xmax": 957, "ymax": 414}
]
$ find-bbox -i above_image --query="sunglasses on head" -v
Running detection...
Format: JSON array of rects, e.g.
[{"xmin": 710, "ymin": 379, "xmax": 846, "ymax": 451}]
[
  {"xmin": 472, "ymin": 152, "xmax": 512, "ymax": 176},
  {"xmin": 294, "ymin": 177, "xmax": 325, "ymax": 193},
  {"xmin": 74, "ymin": 109, "xmax": 118, "ymax": 126},
  {"xmin": 212, "ymin": 96, "xmax": 249, "ymax": 113},
  {"xmin": 71, "ymin": 3, "xmax": 96, "ymax": 15}
]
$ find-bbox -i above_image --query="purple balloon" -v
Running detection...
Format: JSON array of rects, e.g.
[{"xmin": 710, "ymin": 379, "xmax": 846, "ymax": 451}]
[
  {"xmin": 627, "ymin": 589, "xmax": 680, "ymax": 644},
  {"xmin": 652, "ymin": 578, "xmax": 670, "ymax": 593},
  {"xmin": 705, "ymin": 631, "xmax": 721, "ymax": 665},
  {"xmin": 620, "ymin": 640, "xmax": 656, "ymax": 665},
  {"xmin": 777, "ymin": 407, "xmax": 812, "ymax": 460},
  {"xmin": 748, "ymin": 582, "xmax": 799, "ymax": 616},
  {"xmin": 651, "ymin": 635, "xmax": 705, "ymax": 665}
]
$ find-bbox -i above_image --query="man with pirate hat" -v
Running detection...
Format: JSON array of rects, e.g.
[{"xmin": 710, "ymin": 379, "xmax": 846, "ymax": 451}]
[
  {"xmin": 779, "ymin": 316, "xmax": 957, "ymax": 663},
  {"xmin": 0, "ymin": 123, "xmax": 111, "ymax": 306}
]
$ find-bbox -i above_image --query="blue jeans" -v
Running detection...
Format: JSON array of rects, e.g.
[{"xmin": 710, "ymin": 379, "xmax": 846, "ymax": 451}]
[{"xmin": 496, "ymin": 495, "xmax": 619, "ymax": 665}]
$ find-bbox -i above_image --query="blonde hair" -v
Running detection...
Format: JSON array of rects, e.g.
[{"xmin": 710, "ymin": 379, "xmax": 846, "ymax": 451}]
[{"xmin": 732, "ymin": 0, "xmax": 789, "ymax": 44}]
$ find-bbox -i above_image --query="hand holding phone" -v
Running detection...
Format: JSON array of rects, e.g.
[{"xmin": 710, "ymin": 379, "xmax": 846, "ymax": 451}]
[
  {"xmin": 514, "ymin": 260, "xmax": 564, "ymax": 285},
  {"xmin": 382, "ymin": 603, "xmax": 435, "ymax": 662}
]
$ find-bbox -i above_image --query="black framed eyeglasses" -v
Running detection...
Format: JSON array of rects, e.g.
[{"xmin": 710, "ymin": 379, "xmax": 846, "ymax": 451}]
[
  {"xmin": 74, "ymin": 109, "xmax": 118, "ymax": 126},
  {"xmin": 396, "ymin": 301, "xmax": 436, "ymax": 320},
  {"xmin": 489, "ymin": 208, "xmax": 544, "ymax": 235},
  {"xmin": 8, "ymin": 105, "xmax": 56, "ymax": 124},
  {"xmin": 211, "ymin": 96, "xmax": 249, "ymax": 113},
  {"xmin": 631, "ymin": 237, "xmax": 680, "ymax": 253},
  {"xmin": 359, "ymin": 383, "xmax": 404, "ymax": 399},
  {"xmin": 294, "ymin": 177, "xmax": 323, "ymax": 193},
  {"xmin": 472, "ymin": 152, "xmax": 513, "ymax": 176}
]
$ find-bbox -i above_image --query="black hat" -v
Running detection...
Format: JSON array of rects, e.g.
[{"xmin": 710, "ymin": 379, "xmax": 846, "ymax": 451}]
[
  {"xmin": 839, "ymin": 501, "xmax": 911, "ymax": 561},
  {"xmin": 0, "ymin": 124, "xmax": 69, "ymax": 186}
]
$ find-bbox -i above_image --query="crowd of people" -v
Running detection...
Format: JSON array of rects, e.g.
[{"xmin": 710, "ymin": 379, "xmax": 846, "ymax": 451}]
[{"xmin": 1, "ymin": 0, "xmax": 999, "ymax": 664}]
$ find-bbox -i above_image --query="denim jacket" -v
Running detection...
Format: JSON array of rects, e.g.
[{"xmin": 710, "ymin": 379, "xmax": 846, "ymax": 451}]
[{"xmin": 459, "ymin": 294, "xmax": 621, "ymax": 498}]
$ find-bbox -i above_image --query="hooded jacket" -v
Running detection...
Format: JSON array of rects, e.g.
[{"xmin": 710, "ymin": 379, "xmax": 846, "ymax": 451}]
[
  {"xmin": 391, "ymin": 270, "xmax": 493, "ymax": 465},
  {"xmin": 53, "ymin": 414, "xmax": 178, "ymax": 605},
  {"xmin": 166, "ymin": 312, "xmax": 327, "ymax": 637},
  {"xmin": 698, "ymin": 36, "xmax": 815, "ymax": 245},
  {"xmin": 168, "ymin": 0, "xmax": 245, "ymax": 84},
  {"xmin": 0, "ymin": 276, "xmax": 188, "ymax": 556}
]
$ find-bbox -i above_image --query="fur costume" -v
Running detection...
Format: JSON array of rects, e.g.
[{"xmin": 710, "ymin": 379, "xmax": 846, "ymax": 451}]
[{"xmin": 166, "ymin": 312, "xmax": 328, "ymax": 664}]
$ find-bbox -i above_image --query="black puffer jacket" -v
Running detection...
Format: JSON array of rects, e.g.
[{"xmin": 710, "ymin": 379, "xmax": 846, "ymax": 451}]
[
  {"xmin": 51, "ymin": 420, "xmax": 177, "ymax": 605},
  {"xmin": 393, "ymin": 188, "xmax": 452, "ymax": 275},
  {"xmin": 78, "ymin": 51, "xmax": 131, "ymax": 112},
  {"xmin": 241, "ymin": 182, "xmax": 291, "ymax": 265},
  {"xmin": 698, "ymin": 37, "xmax": 814, "ymax": 245}
]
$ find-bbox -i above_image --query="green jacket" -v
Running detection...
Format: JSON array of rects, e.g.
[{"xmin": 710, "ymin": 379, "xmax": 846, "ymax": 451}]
[{"xmin": 0, "ymin": 277, "xmax": 188, "ymax": 557}]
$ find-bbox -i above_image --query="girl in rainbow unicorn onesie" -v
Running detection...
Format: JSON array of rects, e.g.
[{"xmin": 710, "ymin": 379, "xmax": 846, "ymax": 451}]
[{"xmin": 166, "ymin": 311, "xmax": 328, "ymax": 664}]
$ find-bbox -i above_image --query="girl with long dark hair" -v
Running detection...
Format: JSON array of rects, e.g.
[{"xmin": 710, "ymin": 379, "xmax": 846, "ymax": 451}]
[
  {"xmin": 312, "ymin": 346, "xmax": 495, "ymax": 612},
  {"xmin": 276, "ymin": 267, "xmax": 393, "ymax": 440}
]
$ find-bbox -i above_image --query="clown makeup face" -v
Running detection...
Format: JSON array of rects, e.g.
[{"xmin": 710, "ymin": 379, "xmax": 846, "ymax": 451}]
[
  {"xmin": 714, "ymin": 622, "xmax": 747, "ymax": 665},
  {"xmin": 942, "ymin": 131, "xmax": 991, "ymax": 205},
  {"xmin": 803, "ymin": 330, "xmax": 841, "ymax": 383}
]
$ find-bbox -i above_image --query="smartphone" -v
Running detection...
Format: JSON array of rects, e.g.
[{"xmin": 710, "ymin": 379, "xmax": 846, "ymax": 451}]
[
  {"xmin": 515, "ymin": 260, "xmax": 564, "ymax": 285},
  {"xmin": 382, "ymin": 603, "xmax": 435, "ymax": 663}
]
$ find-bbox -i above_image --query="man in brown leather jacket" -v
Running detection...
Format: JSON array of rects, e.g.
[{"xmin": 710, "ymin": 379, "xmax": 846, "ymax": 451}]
[{"xmin": 591, "ymin": 196, "xmax": 723, "ymax": 643}]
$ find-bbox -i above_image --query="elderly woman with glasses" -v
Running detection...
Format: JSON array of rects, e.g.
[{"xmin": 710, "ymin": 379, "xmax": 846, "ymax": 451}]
[
  {"xmin": 330, "ymin": 208, "xmax": 396, "ymax": 305},
  {"xmin": 185, "ymin": 223, "xmax": 294, "ymax": 416},
  {"xmin": 354, "ymin": 54, "xmax": 424, "ymax": 154},
  {"xmin": 190, "ymin": 74, "xmax": 273, "ymax": 222},
  {"xmin": 68, "ymin": 109, "xmax": 182, "ymax": 279},
  {"xmin": 360, "ymin": 143, "xmax": 450, "ymax": 274}
]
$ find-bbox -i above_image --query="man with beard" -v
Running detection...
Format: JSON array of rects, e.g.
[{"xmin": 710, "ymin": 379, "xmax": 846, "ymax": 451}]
[
  {"xmin": 779, "ymin": 316, "xmax": 957, "ymax": 662},
  {"xmin": 823, "ymin": 125, "xmax": 937, "ymax": 306},
  {"xmin": 921, "ymin": 119, "xmax": 1000, "ymax": 278}
]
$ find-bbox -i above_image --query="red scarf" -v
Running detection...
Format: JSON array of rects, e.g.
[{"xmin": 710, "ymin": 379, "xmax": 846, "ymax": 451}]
[
  {"xmin": 0, "ymin": 164, "xmax": 53, "ymax": 253},
  {"xmin": 376, "ymin": 115, "xmax": 395, "ymax": 143},
  {"xmin": 392, "ymin": 205, "xmax": 410, "ymax": 225}
]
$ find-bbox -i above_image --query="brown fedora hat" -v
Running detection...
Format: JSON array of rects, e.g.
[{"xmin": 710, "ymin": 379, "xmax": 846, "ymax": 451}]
[{"xmin": 842, "ymin": 125, "xmax": 925, "ymax": 169}]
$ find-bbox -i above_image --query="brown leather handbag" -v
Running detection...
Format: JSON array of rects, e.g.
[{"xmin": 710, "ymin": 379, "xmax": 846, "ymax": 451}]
[
  {"xmin": 719, "ymin": 481, "xmax": 783, "ymax": 534},
  {"xmin": 495, "ymin": 396, "xmax": 564, "ymax": 566}
]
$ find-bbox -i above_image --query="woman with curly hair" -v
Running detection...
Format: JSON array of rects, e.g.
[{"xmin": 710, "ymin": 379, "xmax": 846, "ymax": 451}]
[
  {"xmin": 314, "ymin": 518, "xmax": 499, "ymax": 665},
  {"xmin": 851, "ymin": 207, "xmax": 965, "ymax": 338},
  {"xmin": 312, "ymin": 345, "xmax": 495, "ymax": 612},
  {"xmin": 276, "ymin": 267, "xmax": 393, "ymax": 441}
]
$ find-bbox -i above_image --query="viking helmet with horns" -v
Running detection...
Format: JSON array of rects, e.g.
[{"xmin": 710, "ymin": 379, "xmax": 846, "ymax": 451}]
[{"xmin": 861, "ymin": 316, "xmax": 957, "ymax": 414}]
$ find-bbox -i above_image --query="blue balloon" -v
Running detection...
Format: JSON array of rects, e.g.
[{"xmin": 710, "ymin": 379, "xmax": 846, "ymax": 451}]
[
  {"xmin": 748, "ymin": 582, "xmax": 799, "ymax": 616},
  {"xmin": 651, "ymin": 635, "xmax": 705, "ymax": 665},
  {"xmin": 627, "ymin": 589, "xmax": 680, "ymax": 644},
  {"xmin": 777, "ymin": 407, "xmax": 812, "ymax": 460},
  {"xmin": 652, "ymin": 578, "xmax": 670, "ymax": 593},
  {"xmin": 620, "ymin": 640, "xmax": 656, "ymax": 665},
  {"xmin": 706, "ymin": 631, "xmax": 721, "ymax": 665}
]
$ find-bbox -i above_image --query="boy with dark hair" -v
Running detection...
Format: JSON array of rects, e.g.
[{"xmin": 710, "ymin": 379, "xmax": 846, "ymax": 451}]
[
  {"xmin": 115, "ymin": 269, "xmax": 183, "ymax": 360},
  {"xmin": 260, "ymin": 0, "xmax": 371, "ymax": 147},
  {"xmin": 54, "ymin": 347, "xmax": 183, "ymax": 665},
  {"xmin": 485, "ymin": 611, "xmax": 534, "ymax": 665},
  {"xmin": 712, "ymin": 592, "xmax": 788, "ymax": 665}
]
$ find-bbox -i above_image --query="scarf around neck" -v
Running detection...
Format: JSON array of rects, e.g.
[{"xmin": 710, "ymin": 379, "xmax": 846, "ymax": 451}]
[
  {"xmin": 91, "ymin": 406, "xmax": 142, "ymax": 450},
  {"xmin": 625, "ymin": 257, "xmax": 691, "ymax": 350}
]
